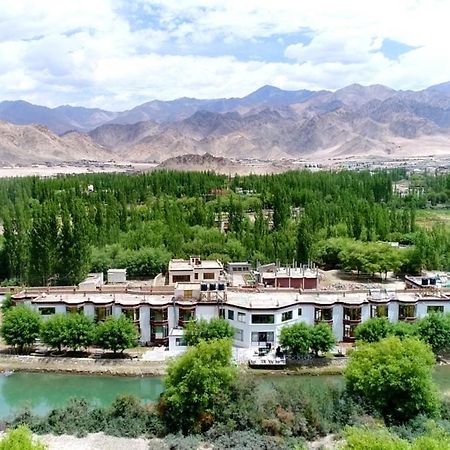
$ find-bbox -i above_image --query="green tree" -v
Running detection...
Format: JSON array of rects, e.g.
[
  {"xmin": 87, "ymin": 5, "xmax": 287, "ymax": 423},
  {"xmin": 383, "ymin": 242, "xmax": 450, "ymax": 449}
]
[
  {"xmin": 1, "ymin": 293, "xmax": 13, "ymax": 313},
  {"xmin": 417, "ymin": 312, "xmax": 450, "ymax": 354},
  {"xmin": 355, "ymin": 317, "xmax": 393, "ymax": 343},
  {"xmin": 184, "ymin": 318, "xmax": 234, "ymax": 346},
  {"xmin": 159, "ymin": 338, "xmax": 237, "ymax": 433},
  {"xmin": 345, "ymin": 336, "xmax": 439, "ymax": 424},
  {"xmin": 279, "ymin": 323, "xmax": 311, "ymax": 357},
  {"xmin": 0, "ymin": 425, "xmax": 46, "ymax": 450},
  {"xmin": 63, "ymin": 314, "xmax": 94, "ymax": 352},
  {"xmin": 309, "ymin": 323, "xmax": 336, "ymax": 356},
  {"xmin": 40, "ymin": 314, "xmax": 67, "ymax": 352},
  {"xmin": 0, "ymin": 306, "xmax": 41, "ymax": 353},
  {"xmin": 95, "ymin": 316, "xmax": 139, "ymax": 354}
]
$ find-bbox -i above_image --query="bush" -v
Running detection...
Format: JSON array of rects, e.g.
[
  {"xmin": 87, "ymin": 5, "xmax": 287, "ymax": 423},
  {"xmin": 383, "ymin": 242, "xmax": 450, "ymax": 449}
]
[
  {"xmin": 345, "ymin": 337, "xmax": 440, "ymax": 424},
  {"xmin": 95, "ymin": 316, "xmax": 138, "ymax": 354},
  {"xmin": 0, "ymin": 425, "xmax": 46, "ymax": 450},
  {"xmin": 40, "ymin": 314, "xmax": 67, "ymax": 352},
  {"xmin": 417, "ymin": 313, "xmax": 450, "ymax": 354},
  {"xmin": 309, "ymin": 322, "xmax": 336, "ymax": 356},
  {"xmin": 0, "ymin": 306, "xmax": 41, "ymax": 353},
  {"xmin": 279, "ymin": 323, "xmax": 311, "ymax": 357},
  {"xmin": 184, "ymin": 318, "xmax": 234, "ymax": 346},
  {"xmin": 63, "ymin": 314, "xmax": 95, "ymax": 352},
  {"xmin": 355, "ymin": 317, "xmax": 393, "ymax": 343}
]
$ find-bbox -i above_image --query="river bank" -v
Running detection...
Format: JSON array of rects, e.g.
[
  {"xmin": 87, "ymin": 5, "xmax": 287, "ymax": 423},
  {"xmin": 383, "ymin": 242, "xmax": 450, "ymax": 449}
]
[{"xmin": 0, "ymin": 353, "xmax": 348, "ymax": 377}]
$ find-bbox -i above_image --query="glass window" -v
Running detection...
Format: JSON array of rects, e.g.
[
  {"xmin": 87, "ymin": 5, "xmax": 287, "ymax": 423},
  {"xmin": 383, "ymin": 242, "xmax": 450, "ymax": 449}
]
[
  {"xmin": 344, "ymin": 323, "xmax": 358, "ymax": 339},
  {"xmin": 150, "ymin": 308, "xmax": 168, "ymax": 321},
  {"xmin": 179, "ymin": 308, "xmax": 195, "ymax": 322},
  {"xmin": 251, "ymin": 332, "xmax": 274, "ymax": 343},
  {"xmin": 194, "ymin": 273, "xmax": 199, "ymax": 280},
  {"xmin": 298, "ymin": 308, "xmax": 302, "ymax": 316},
  {"xmin": 344, "ymin": 307, "xmax": 362, "ymax": 321},
  {"xmin": 281, "ymin": 311, "xmax": 293, "ymax": 322},
  {"xmin": 427, "ymin": 305, "xmax": 444, "ymax": 314},
  {"xmin": 237, "ymin": 312, "xmax": 246, "ymax": 323},
  {"xmin": 251, "ymin": 314, "xmax": 275, "ymax": 324},
  {"xmin": 152, "ymin": 325, "xmax": 168, "ymax": 339},
  {"xmin": 219, "ymin": 308, "xmax": 225, "ymax": 319},
  {"xmin": 371, "ymin": 304, "xmax": 388, "ymax": 318},
  {"xmin": 228, "ymin": 310, "xmax": 235, "ymax": 320},
  {"xmin": 203, "ymin": 272, "xmax": 215, "ymax": 280},
  {"xmin": 183, "ymin": 290, "xmax": 193, "ymax": 299},
  {"xmin": 172, "ymin": 275, "xmax": 191, "ymax": 283},
  {"xmin": 175, "ymin": 337, "xmax": 187, "ymax": 346},
  {"xmin": 399, "ymin": 304, "xmax": 416, "ymax": 320},
  {"xmin": 122, "ymin": 308, "xmax": 140, "ymax": 322},
  {"xmin": 235, "ymin": 328, "xmax": 243, "ymax": 341},
  {"xmin": 95, "ymin": 306, "xmax": 112, "ymax": 322},
  {"xmin": 315, "ymin": 308, "xmax": 333, "ymax": 321},
  {"xmin": 39, "ymin": 307, "xmax": 55, "ymax": 315},
  {"xmin": 66, "ymin": 306, "xmax": 83, "ymax": 314}
]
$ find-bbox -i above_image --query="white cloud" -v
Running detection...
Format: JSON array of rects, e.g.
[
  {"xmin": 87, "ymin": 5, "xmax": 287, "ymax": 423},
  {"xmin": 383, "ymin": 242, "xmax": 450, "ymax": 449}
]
[{"xmin": 0, "ymin": 0, "xmax": 449, "ymax": 109}]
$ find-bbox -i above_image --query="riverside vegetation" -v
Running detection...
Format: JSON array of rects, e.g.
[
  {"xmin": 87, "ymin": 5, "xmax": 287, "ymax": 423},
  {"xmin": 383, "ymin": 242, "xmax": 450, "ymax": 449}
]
[{"xmin": 3, "ymin": 317, "xmax": 450, "ymax": 448}]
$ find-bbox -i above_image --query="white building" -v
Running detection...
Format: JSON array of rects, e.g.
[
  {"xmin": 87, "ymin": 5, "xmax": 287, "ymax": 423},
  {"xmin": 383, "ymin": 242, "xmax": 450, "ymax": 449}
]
[
  {"xmin": 14, "ymin": 285, "xmax": 450, "ymax": 352},
  {"xmin": 168, "ymin": 257, "xmax": 223, "ymax": 285},
  {"xmin": 107, "ymin": 269, "xmax": 127, "ymax": 284}
]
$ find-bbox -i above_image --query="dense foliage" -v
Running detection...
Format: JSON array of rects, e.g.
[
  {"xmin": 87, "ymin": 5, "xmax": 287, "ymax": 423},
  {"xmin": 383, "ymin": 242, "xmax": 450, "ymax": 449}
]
[
  {"xmin": 345, "ymin": 337, "xmax": 439, "ymax": 424},
  {"xmin": 183, "ymin": 318, "xmax": 235, "ymax": 346},
  {"xmin": 279, "ymin": 322, "xmax": 336, "ymax": 357},
  {"xmin": 0, "ymin": 169, "xmax": 423, "ymax": 286},
  {"xmin": 0, "ymin": 425, "xmax": 46, "ymax": 450},
  {"xmin": 0, "ymin": 306, "xmax": 41, "ymax": 353},
  {"xmin": 95, "ymin": 316, "xmax": 139, "ymax": 353}
]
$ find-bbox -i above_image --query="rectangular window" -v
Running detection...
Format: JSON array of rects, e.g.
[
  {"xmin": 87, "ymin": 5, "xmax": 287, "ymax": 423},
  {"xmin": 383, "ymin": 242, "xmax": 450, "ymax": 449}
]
[
  {"xmin": 344, "ymin": 323, "xmax": 358, "ymax": 339},
  {"xmin": 152, "ymin": 325, "xmax": 168, "ymax": 339},
  {"xmin": 203, "ymin": 272, "xmax": 215, "ymax": 280},
  {"xmin": 428, "ymin": 305, "xmax": 444, "ymax": 314},
  {"xmin": 399, "ymin": 304, "xmax": 416, "ymax": 320},
  {"xmin": 251, "ymin": 314, "xmax": 275, "ymax": 324},
  {"xmin": 371, "ymin": 305, "xmax": 388, "ymax": 318},
  {"xmin": 66, "ymin": 306, "xmax": 83, "ymax": 314},
  {"xmin": 235, "ymin": 328, "xmax": 243, "ymax": 341},
  {"xmin": 183, "ymin": 290, "xmax": 193, "ymax": 299},
  {"xmin": 344, "ymin": 307, "xmax": 362, "ymax": 322},
  {"xmin": 251, "ymin": 332, "xmax": 274, "ymax": 343},
  {"xmin": 194, "ymin": 273, "xmax": 199, "ymax": 280},
  {"xmin": 281, "ymin": 311, "xmax": 293, "ymax": 322},
  {"xmin": 122, "ymin": 308, "xmax": 140, "ymax": 322},
  {"xmin": 150, "ymin": 308, "xmax": 168, "ymax": 322},
  {"xmin": 95, "ymin": 306, "xmax": 112, "ymax": 322},
  {"xmin": 298, "ymin": 308, "xmax": 302, "ymax": 316},
  {"xmin": 228, "ymin": 310, "xmax": 235, "ymax": 320},
  {"xmin": 39, "ymin": 307, "xmax": 55, "ymax": 315},
  {"xmin": 219, "ymin": 308, "xmax": 225, "ymax": 319},
  {"xmin": 172, "ymin": 275, "xmax": 191, "ymax": 283},
  {"xmin": 237, "ymin": 312, "xmax": 246, "ymax": 323},
  {"xmin": 315, "ymin": 308, "xmax": 333, "ymax": 322},
  {"xmin": 175, "ymin": 337, "xmax": 187, "ymax": 346}
]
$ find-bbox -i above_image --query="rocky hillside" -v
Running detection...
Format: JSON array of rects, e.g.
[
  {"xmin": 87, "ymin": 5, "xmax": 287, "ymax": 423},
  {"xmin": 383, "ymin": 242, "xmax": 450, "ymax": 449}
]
[{"xmin": 2, "ymin": 82, "xmax": 450, "ymax": 163}]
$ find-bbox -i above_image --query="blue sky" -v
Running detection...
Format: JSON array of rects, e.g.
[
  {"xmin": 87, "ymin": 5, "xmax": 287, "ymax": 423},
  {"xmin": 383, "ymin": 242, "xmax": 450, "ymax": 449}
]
[{"xmin": 0, "ymin": 0, "xmax": 448, "ymax": 110}]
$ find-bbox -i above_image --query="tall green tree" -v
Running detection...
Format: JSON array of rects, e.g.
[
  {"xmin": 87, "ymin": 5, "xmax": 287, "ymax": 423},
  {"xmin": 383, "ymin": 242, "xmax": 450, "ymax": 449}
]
[
  {"xmin": 184, "ymin": 318, "xmax": 235, "ymax": 346},
  {"xmin": 95, "ymin": 316, "xmax": 139, "ymax": 354}
]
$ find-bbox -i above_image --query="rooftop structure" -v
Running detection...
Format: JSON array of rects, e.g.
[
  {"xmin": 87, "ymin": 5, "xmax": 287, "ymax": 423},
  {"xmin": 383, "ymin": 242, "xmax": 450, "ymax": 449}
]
[{"xmin": 168, "ymin": 256, "xmax": 223, "ymax": 285}]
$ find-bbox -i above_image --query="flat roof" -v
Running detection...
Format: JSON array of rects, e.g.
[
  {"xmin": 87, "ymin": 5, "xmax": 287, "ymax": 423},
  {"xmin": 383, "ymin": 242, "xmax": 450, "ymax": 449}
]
[
  {"xmin": 107, "ymin": 269, "xmax": 126, "ymax": 273},
  {"xmin": 169, "ymin": 259, "xmax": 223, "ymax": 271}
]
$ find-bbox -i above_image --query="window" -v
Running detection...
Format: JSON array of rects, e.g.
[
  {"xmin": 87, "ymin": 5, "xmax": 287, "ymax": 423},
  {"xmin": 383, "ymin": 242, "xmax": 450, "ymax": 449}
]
[
  {"xmin": 203, "ymin": 272, "xmax": 215, "ymax": 280},
  {"xmin": 251, "ymin": 332, "xmax": 274, "ymax": 343},
  {"xmin": 228, "ymin": 310, "xmax": 235, "ymax": 320},
  {"xmin": 39, "ymin": 307, "xmax": 55, "ymax": 315},
  {"xmin": 172, "ymin": 275, "xmax": 191, "ymax": 283},
  {"xmin": 179, "ymin": 308, "xmax": 195, "ymax": 325},
  {"xmin": 235, "ymin": 328, "xmax": 244, "ymax": 341},
  {"xmin": 219, "ymin": 308, "xmax": 225, "ymax": 319},
  {"xmin": 344, "ymin": 323, "xmax": 358, "ymax": 339},
  {"xmin": 371, "ymin": 304, "xmax": 388, "ymax": 318},
  {"xmin": 175, "ymin": 337, "xmax": 187, "ymax": 346},
  {"xmin": 183, "ymin": 290, "xmax": 193, "ymax": 299},
  {"xmin": 428, "ymin": 305, "xmax": 444, "ymax": 314},
  {"xmin": 344, "ymin": 307, "xmax": 361, "ymax": 322},
  {"xmin": 251, "ymin": 314, "xmax": 275, "ymax": 324},
  {"xmin": 282, "ymin": 311, "xmax": 293, "ymax": 322},
  {"xmin": 194, "ymin": 273, "xmax": 199, "ymax": 280},
  {"xmin": 315, "ymin": 308, "xmax": 333, "ymax": 322},
  {"xmin": 298, "ymin": 308, "xmax": 302, "ymax": 316},
  {"xmin": 95, "ymin": 306, "xmax": 112, "ymax": 322},
  {"xmin": 152, "ymin": 325, "xmax": 168, "ymax": 340},
  {"xmin": 399, "ymin": 304, "xmax": 416, "ymax": 320},
  {"xmin": 150, "ymin": 308, "xmax": 168, "ymax": 322},
  {"xmin": 122, "ymin": 308, "xmax": 140, "ymax": 322},
  {"xmin": 237, "ymin": 312, "xmax": 246, "ymax": 323},
  {"xmin": 66, "ymin": 306, "xmax": 83, "ymax": 314}
]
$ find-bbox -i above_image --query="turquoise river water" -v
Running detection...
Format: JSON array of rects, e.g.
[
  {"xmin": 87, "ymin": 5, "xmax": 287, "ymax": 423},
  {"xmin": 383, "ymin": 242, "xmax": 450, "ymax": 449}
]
[{"xmin": 2, "ymin": 366, "xmax": 450, "ymax": 419}]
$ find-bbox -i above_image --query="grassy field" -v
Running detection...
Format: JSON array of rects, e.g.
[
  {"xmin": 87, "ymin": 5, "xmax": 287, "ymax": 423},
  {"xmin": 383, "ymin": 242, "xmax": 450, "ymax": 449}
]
[{"xmin": 416, "ymin": 209, "xmax": 450, "ymax": 229}]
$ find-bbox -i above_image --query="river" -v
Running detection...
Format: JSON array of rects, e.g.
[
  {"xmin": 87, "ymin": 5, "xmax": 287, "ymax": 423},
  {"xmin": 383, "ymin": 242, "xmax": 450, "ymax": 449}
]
[{"xmin": 2, "ymin": 366, "xmax": 450, "ymax": 419}]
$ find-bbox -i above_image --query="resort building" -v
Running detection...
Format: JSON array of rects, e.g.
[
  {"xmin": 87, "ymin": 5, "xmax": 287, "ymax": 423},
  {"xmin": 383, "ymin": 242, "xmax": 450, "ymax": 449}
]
[
  {"xmin": 13, "ymin": 284, "xmax": 450, "ymax": 352},
  {"xmin": 168, "ymin": 257, "xmax": 224, "ymax": 285},
  {"xmin": 258, "ymin": 265, "xmax": 319, "ymax": 289}
]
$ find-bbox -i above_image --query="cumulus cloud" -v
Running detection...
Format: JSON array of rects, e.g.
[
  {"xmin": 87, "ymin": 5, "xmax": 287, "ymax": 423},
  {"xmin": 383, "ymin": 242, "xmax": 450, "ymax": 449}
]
[{"xmin": 0, "ymin": 0, "xmax": 449, "ymax": 109}]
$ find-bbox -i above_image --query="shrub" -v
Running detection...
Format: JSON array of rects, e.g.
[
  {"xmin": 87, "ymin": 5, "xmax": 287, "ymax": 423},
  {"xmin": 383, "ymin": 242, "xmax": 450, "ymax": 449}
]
[
  {"xmin": 345, "ymin": 337, "xmax": 440, "ymax": 424},
  {"xmin": 184, "ymin": 318, "xmax": 234, "ymax": 346},
  {"xmin": 40, "ymin": 314, "xmax": 67, "ymax": 352},
  {"xmin": 279, "ymin": 323, "xmax": 311, "ymax": 357},
  {"xmin": 95, "ymin": 316, "xmax": 138, "ymax": 354},
  {"xmin": 63, "ymin": 314, "xmax": 94, "ymax": 351},
  {"xmin": 0, "ymin": 425, "xmax": 46, "ymax": 450},
  {"xmin": 355, "ymin": 317, "xmax": 393, "ymax": 343},
  {"xmin": 0, "ymin": 306, "xmax": 41, "ymax": 353},
  {"xmin": 309, "ymin": 322, "xmax": 336, "ymax": 356}
]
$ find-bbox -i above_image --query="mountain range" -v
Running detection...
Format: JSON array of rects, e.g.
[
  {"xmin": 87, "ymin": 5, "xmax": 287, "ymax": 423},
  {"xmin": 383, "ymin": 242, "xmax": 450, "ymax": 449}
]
[{"xmin": 2, "ymin": 82, "xmax": 450, "ymax": 164}]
